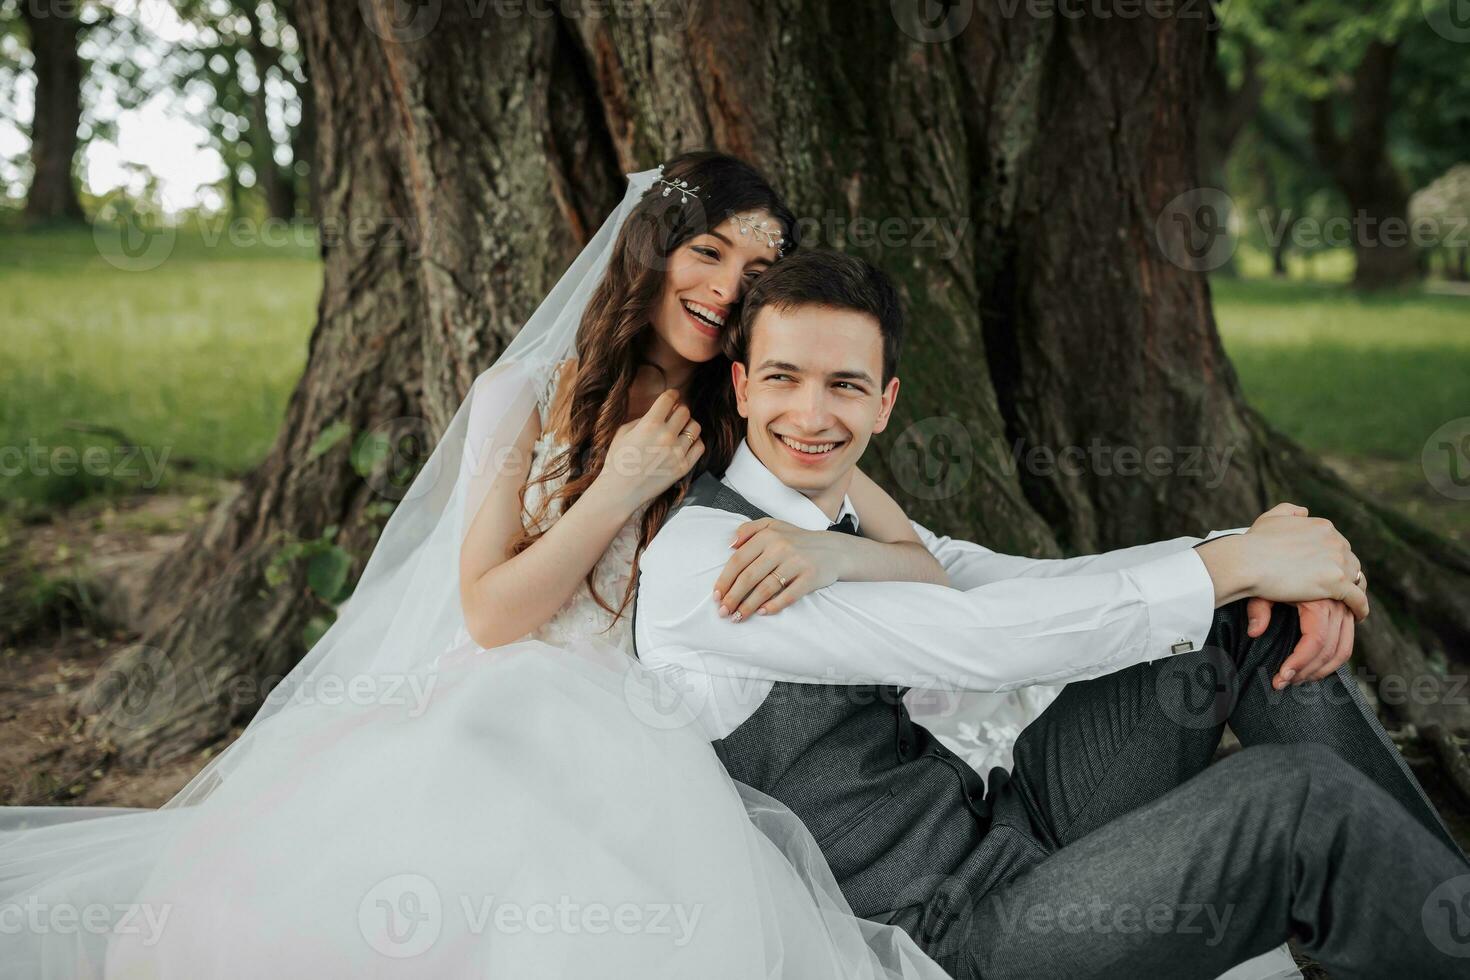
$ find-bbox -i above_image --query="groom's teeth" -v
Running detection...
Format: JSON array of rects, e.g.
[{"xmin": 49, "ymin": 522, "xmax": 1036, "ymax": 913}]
[
  {"xmin": 779, "ymin": 434, "xmax": 837, "ymax": 454},
  {"xmin": 682, "ymin": 301, "xmax": 725, "ymax": 327}
]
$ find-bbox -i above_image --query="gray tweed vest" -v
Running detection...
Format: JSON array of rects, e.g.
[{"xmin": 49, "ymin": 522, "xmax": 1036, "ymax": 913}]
[{"xmin": 632, "ymin": 471, "xmax": 999, "ymax": 921}]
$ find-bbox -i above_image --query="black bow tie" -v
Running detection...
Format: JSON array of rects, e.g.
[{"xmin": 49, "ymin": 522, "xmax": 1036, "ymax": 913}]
[{"xmin": 827, "ymin": 513, "xmax": 859, "ymax": 536}]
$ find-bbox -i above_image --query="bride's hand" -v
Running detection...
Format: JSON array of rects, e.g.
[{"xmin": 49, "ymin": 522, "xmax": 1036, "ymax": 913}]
[
  {"xmin": 589, "ymin": 389, "xmax": 704, "ymax": 513},
  {"xmin": 712, "ymin": 518, "xmax": 849, "ymax": 621}
]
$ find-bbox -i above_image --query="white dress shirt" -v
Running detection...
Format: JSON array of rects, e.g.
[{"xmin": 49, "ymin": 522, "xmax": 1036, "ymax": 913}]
[{"xmin": 634, "ymin": 438, "xmax": 1247, "ymax": 740}]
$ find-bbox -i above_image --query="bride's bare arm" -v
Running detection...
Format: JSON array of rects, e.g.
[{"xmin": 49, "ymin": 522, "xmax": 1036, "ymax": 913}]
[
  {"xmin": 458, "ymin": 410, "xmax": 636, "ymax": 649},
  {"xmin": 713, "ymin": 466, "xmax": 948, "ymax": 621},
  {"xmin": 459, "ymin": 387, "xmax": 704, "ymax": 648}
]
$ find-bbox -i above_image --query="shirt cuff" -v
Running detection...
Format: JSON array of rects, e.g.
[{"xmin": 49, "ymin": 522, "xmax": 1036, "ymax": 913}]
[
  {"xmin": 1199, "ymin": 526, "xmax": 1249, "ymax": 542},
  {"xmin": 1127, "ymin": 547, "xmax": 1219, "ymax": 662}
]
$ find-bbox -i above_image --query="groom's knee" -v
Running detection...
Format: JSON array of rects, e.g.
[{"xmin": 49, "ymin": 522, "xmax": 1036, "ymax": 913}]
[
  {"xmin": 1215, "ymin": 742, "xmax": 1369, "ymax": 815},
  {"xmin": 1201, "ymin": 596, "xmax": 1300, "ymax": 680}
]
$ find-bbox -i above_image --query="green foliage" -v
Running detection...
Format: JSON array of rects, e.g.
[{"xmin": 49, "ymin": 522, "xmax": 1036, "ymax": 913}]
[
  {"xmin": 1222, "ymin": 0, "xmax": 1419, "ymax": 98},
  {"xmin": 264, "ymin": 524, "xmax": 355, "ymax": 647},
  {"xmin": 1217, "ymin": 0, "xmax": 1470, "ymax": 278},
  {"xmin": 1223, "ymin": 0, "xmax": 1470, "ymax": 174},
  {"xmin": 306, "ymin": 421, "xmax": 352, "ymax": 463},
  {"xmin": 350, "ymin": 429, "xmax": 392, "ymax": 478},
  {"xmin": 305, "ymin": 538, "xmax": 350, "ymax": 601}
]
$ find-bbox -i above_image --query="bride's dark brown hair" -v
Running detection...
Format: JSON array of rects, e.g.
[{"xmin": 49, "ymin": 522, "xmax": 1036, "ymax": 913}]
[{"xmin": 506, "ymin": 151, "xmax": 800, "ymax": 625}]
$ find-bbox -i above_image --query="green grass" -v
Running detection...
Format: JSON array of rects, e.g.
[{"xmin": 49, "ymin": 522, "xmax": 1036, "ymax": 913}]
[
  {"xmin": 0, "ymin": 222, "xmax": 321, "ymax": 509},
  {"xmin": 1212, "ymin": 277, "xmax": 1470, "ymax": 462}
]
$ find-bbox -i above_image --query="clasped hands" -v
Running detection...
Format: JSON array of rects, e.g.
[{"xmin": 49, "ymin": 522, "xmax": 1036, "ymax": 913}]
[{"xmin": 1210, "ymin": 501, "xmax": 1368, "ymax": 691}]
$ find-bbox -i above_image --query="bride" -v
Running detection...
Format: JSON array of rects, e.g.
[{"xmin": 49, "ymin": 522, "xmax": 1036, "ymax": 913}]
[{"xmin": 0, "ymin": 153, "xmax": 962, "ymax": 978}]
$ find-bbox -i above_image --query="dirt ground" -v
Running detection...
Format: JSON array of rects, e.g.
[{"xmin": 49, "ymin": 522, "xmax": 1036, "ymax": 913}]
[{"xmin": 1, "ymin": 488, "xmax": 244, "ymax": 807}]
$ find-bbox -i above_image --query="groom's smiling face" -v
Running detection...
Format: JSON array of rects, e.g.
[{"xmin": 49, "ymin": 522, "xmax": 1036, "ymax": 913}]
[{"xmin": 732, "ymin": 303, "xmax": 900, "ymax": 507}]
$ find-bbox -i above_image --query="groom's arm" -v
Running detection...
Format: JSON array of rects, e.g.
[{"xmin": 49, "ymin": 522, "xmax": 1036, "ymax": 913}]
[
  {"xmin": 910, "ymin": 520, "xmax": 1248, "ymax": 592},
  {"xmin": 637, "ymin": 505, "xmax": 1219, "ymax": 693}
]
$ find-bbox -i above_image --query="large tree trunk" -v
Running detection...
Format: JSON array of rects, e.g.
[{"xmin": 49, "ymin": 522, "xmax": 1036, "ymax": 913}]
[
  {"xmin": 21, "ymin": 4, "xmax": 85, "ymax": 223},
  {"xmin": 85, "ymin": 3, "xmax": 1470, "ymax": 773},
  {"xmin": 1310, "ymin": 41, "xmax": 1420, "ymax": 290}
]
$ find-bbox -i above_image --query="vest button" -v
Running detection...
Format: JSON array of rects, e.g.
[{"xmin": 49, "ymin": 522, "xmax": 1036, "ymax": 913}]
[{"xmin": 898, "ymin": 738, "xmax": 911, "ymax": 756}]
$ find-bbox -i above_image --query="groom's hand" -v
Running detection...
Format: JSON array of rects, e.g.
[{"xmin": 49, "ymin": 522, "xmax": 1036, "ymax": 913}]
[
  {"xmin": 1246, "ymin": 594, "xmax": 1361, "ymax": 690},
  {"xmin": 1196, "ymin": 502, "xmax": 1368, "ymax": 620}
]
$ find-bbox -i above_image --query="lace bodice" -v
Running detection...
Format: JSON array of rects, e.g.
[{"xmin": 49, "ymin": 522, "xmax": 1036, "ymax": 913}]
[{"xmin": 516, "ymin": 363, "xmax": 647, "ymax": 652}]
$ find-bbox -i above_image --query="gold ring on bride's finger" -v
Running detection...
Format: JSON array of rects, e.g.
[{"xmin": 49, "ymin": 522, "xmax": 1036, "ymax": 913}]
[
  {"xmin": 680, "ymin": 428, "xmax": 696, "ymax": 442},
  {"xmin": 772, "ymin": 571, "xmax": 788, "ymax": 589}
]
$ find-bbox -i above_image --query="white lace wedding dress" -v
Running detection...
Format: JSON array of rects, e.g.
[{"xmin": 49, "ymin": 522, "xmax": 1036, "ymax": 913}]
[{"xmin": 82, "ymin": 367, "xmax": 947, "ymax": 979}]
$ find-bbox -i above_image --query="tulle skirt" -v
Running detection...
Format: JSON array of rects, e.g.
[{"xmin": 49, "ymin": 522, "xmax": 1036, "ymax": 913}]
[{"xmin": 0, "ymin": 635, "xmax": 950, "ymax": 979}]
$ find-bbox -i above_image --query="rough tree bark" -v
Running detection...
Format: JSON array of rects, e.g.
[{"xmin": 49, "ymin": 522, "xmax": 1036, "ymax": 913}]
[
  {"xmin": 84, "ymin": 2, "xmax": 1470, "ymax": 786},
  {"xmin": 1309, "ymin": 40, "xmax": 1421, "ymax": 290},
  {"xmin": 21, "ymin": 2, "xmax": 85, "ymax": 223}
]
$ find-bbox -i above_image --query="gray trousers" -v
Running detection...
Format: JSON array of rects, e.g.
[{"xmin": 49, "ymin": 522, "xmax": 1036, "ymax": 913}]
[{"xmin": 896, "ymin": 598, "xmax": 1470, "ymax": 979}]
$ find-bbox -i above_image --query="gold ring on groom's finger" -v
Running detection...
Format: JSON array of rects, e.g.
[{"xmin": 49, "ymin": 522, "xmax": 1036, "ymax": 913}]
[{"xmin": 1354, "ymin": 570, "xmax": 1363, "ymax": 586}]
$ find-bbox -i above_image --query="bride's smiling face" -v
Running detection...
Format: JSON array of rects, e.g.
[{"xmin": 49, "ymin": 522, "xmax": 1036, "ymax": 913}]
[{"xmin": 649, "ymin": 211, "xmax": 783, "ymax": 365}]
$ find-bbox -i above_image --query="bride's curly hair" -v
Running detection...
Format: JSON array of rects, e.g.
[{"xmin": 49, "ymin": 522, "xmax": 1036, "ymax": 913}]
[{"xmin": 507, "ymin": 151, "xmax": 800, "ymax": 626}]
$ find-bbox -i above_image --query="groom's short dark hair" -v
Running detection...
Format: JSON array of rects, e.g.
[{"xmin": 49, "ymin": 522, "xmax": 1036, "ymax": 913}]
[{"xmin": 726, "ymin": 249, "xmax": 905, "ymax": 383}]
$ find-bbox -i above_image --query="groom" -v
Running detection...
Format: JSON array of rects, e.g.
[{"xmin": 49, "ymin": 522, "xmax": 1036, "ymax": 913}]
[{"xmin": 631, "ymin": 249, "xmax": 1470, "ymax": 978}]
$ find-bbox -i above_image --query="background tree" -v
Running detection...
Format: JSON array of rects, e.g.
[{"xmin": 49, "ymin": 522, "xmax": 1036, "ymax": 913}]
[
  {"xmin": 2, "ymin": 0, "xmax": 164, "ymax": 222},
  {"xmin": 1198, "ymin": 30, "xmax": 1261, "ymax": 277},
  {"xmin": 1225, "ymin": 105, "xmax": 1336, "ymax": 278},
  {"xmin": 81, "ymin": 2, "xmax": 1470, "ymax": 810},
  {"xmin": 166, "ymin": 0, "xmax": 312, "ymax": 220},
  {"xmin": 12, "ymin": 0, "xmax": 87, "ymax": 221},
  {"xmin": 1226, "ymin": 0, "xmax": 1470, "ymax": 288}
]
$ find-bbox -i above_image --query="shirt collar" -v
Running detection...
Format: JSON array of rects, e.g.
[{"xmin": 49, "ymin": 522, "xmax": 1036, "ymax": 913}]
[{"xmin": 720, "ymin": 438, "xmax": 860, "ymax": 533}]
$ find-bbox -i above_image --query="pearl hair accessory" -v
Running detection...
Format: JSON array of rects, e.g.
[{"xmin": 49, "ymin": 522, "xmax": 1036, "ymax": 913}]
[
  {"xmin": 651, "ymin": 164, "xmax": 788, "ymax": 257},
  {"xmin": 731, "ymin": 211, "xmax": 787, "ymax": 256},
  {"xmin": 655, "ymin": 174, "xmax": 700, "ymax": 204}
]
